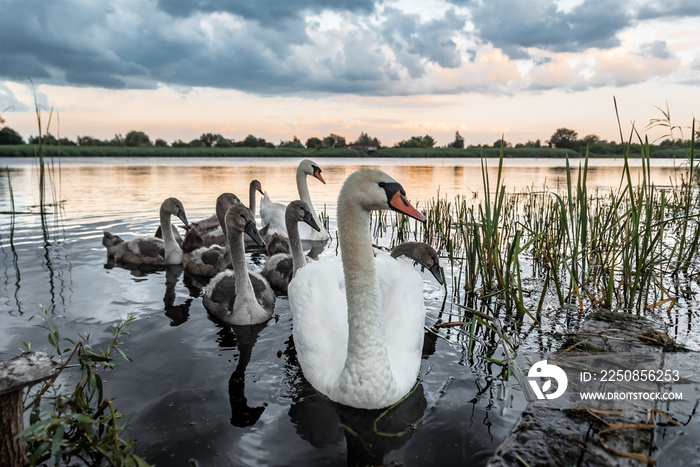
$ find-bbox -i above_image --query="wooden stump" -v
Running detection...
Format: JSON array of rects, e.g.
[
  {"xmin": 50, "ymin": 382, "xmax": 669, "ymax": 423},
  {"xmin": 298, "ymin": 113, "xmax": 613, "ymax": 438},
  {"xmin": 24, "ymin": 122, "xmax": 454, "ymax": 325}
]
[{"xmin": 0, "ymin": 352, "xmax": 56, "ymax": 467}]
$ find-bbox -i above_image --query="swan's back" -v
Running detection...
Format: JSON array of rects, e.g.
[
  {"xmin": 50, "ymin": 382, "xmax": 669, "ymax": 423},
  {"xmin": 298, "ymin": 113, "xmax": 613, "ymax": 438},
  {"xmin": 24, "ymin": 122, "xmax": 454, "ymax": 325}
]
[
  {"xmin": 260, "ymin": 193, "xmax": 287, "ymax": 238},
  {"xmin": 103, "ymin": 232, "xmax": 167, "ymax": 265}
]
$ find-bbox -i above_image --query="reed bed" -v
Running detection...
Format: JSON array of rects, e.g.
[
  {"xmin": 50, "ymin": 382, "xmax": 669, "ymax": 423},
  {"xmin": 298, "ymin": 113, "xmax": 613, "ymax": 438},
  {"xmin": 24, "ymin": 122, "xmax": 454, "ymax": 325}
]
[
  {"xmin": 369, "ymin": 122, "xmax": 699, "ymax": 356},
  {"xmin": 373, "ymin": 128, "xmax": 700, "ymax": 394}
]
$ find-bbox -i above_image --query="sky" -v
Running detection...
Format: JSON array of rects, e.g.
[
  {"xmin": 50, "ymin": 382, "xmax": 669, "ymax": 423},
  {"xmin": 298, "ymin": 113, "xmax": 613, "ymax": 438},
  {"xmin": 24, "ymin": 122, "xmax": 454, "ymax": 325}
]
[{"xmin": 1, "ymin": 0, "xmax": 699, "ymax": 147}]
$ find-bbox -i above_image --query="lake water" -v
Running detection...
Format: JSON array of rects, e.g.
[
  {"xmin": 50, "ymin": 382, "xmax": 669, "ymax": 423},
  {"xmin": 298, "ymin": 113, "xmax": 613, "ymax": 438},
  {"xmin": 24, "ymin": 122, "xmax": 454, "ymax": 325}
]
[{"xmin": 0, "ymin": 156, "xmax": 697, "ymax": 466}]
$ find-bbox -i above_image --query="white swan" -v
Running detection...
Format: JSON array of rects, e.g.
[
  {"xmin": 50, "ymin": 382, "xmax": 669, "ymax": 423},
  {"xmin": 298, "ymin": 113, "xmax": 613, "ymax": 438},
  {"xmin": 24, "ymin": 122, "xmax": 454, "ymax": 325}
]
[
  {"xmin": 260, "ymin": 159, "xmax": 329, "ymax": 242},
  {"xmin": 103, "ymin": 197, "xmax": 189, "ymax": 266},
  {"xmin": 288, "ymin": 169, "xmax": 428, "ymax": 409},
  {"xmin": 262, "ymin": 200, "xmax": 321, "ymax": 294},
  {"xmin": 203, "ymin": 204, "xmax": 275, "ymax": 325}
]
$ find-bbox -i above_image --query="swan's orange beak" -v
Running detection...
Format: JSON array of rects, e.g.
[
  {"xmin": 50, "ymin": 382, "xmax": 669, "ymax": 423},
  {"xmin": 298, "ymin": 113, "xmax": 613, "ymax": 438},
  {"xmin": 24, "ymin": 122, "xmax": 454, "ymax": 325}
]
[
  {"xmin": 313, "ymin": 168, "xmax": 326, "ymax": 184},
  {"xmin": 389, "ymin": 191, "xmax": 426, "ymax": 223}
]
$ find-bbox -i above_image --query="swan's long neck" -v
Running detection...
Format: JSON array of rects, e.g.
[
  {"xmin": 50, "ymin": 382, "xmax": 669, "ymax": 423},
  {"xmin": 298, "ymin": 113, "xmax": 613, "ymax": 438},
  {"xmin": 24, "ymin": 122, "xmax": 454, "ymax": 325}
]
[
  {"xmin": 228, "ymin": 228, "xmax": 257, "ymax": 312},
  {"xmin": 160, "ymin": 208, "xmax": 181, "ymax": 264},
  {"xmin": 296, "ymin": 168, "xmax": 324, "ymax": 234},
  {"xmin": 286, "ymin": 214, "xmax": 306, "ymax": 275},
  {"xmin": 216, "ymin": 202, "xmax": 229, "ymax": 239},
  {"xmin": 249, "ymin": 184, "xmax": 257, "ymax": 214},
  {"xmin": 337, "ymin": 196, "xmax": 394, "ymax": 393}
]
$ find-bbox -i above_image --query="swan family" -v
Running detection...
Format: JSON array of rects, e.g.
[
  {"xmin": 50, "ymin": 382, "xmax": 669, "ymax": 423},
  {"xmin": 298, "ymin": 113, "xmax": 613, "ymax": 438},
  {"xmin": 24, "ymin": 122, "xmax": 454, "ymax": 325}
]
[{"xmin": 102, "ymin": 161, "xmax": 442, "ymax": 409}]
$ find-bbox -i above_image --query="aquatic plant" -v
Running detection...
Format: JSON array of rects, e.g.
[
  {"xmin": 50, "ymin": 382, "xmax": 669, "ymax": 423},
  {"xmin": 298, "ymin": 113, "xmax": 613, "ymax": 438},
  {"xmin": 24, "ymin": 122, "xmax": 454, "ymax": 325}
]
[
  {"xmin": 20, "ymin": 307, "xmax": 150, "ymax": 466},
  {"xmin": 26, "ymin": 84, "xmax": 63, "ymax": 214},
  {"xmin": 401, "ymin": 115, "xmax": 698, "ymax": 323}
]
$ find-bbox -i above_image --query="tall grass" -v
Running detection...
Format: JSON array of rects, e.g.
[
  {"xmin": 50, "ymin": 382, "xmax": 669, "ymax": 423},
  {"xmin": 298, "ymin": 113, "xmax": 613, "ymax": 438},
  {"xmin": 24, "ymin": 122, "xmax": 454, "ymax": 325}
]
[{"xmin": 405, "ymin": 117, "xmax": 698, "ymax": 322}]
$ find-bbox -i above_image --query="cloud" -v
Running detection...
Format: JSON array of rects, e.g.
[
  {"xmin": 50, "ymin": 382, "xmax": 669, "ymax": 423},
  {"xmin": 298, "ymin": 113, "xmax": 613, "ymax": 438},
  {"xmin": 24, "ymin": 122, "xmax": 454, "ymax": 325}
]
[
  {"xmin": 468, "ymin": 0, "xmax": 631, "ymax": 58},
  {"xmin": 0, "ymin": 0, "xmax": 698, "ymax": 99},
  {"xmin": 0, "ymin": 83, "xmax": 32, "ymax": 113},
  {"xmin": 640, "ymin": 40, "xmax": 672, "ymax": 60},
  {"xmin": 524, "ymin": 45, "xmax": 681, "ymax": 92},
  {"xmin": 157, "ymin": 0, "xmax": 377, "ymax": 27},
  {"xmin": 635, "ymin": 0, "xmax": 700, "ymax": 20},
  {"xmin": 0, "ymin": 0, "xmax": 150, "ymax": 89},
  {"xmin": 381, "ymin": 7, "xmax": 467, "ymax": 74}
]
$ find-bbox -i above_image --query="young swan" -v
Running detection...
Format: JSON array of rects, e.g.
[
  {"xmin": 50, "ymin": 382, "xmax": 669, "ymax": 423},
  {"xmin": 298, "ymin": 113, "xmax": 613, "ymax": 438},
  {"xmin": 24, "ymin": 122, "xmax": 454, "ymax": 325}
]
[
  {"xmin": 181, "ymin": 193, "xmax": 241, "ymax": 277},
  {"xmin": 265, "ymin": 233, "xmax": 290, "ymax": 256},
  {"xmin": 260, "ymin": 159, "xmax": 329, "ymax": 242},
  {"xmin": 190, "ymin": 192, "xmax": 242, "ymax": 247},
  {"xmin": 182, "ymin": 228, "xmax": 230, "ymax": 277},
  {"xmin": 190, "ymin": 193, "xmax": 241, "ymax": 234},
  {"xmin": 262, "ymin": 200, "xmax": 321, "ymax": 294},
  {"xmin": 390, "ymin": 242, "xmax": 443, "ymax": 285},
  {"xmin": 191, "ymin": 179, "xmax": 262, "ymax": 235},
  {"xmin": 103, "ymin": 197, "xmax": 189, "ymax": 266},
  {"xmin": 288, "ymin": 169, "xmax": 428, "ymax": 409},
  {"xmin": 203, "ymin": 204, "xmax": 275, "ymax": 325}
]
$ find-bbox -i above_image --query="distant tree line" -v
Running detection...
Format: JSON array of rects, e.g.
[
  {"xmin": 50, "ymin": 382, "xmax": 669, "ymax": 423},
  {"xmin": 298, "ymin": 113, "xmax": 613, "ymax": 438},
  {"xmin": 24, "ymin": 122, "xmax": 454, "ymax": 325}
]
[{"xmin": 0, "ymin": 120, "xmax": 697, "ymax": 154}]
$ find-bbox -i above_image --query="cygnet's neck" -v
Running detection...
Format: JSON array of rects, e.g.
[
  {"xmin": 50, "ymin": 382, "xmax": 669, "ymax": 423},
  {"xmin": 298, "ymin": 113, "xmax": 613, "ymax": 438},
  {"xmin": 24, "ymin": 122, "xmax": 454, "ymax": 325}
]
[
  {"xmin": 160, "ymin": 208, "xmax": 181, "ymax": 263},
  {"xmin": 249, "ymin": 183, "xmax": 258, "ymax": 214},
  {"xmin": 227, "ymin": 227, "xmax": 257, "ymax": 319},
  {"xmin": 286, "ymin": 215, "xmax": 306, "ymax": 275}
]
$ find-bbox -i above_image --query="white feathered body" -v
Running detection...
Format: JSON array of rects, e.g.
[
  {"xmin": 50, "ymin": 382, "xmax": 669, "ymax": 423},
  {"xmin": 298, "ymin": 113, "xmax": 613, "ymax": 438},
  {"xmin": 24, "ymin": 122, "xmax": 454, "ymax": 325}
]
[{"xmin": 288, "ymin": 252, "xmax": 426, "ymax": 409}]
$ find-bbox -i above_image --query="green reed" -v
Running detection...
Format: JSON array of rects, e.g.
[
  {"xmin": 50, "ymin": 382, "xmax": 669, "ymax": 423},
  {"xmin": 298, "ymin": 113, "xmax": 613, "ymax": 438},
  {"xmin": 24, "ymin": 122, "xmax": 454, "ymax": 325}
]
[
  {"xmin": 672, "ymin": 120, "xmax": 698, "ymax": 272},
  {"xmin": 404, "ymin": 120, "xmax": 698, "ymax": 320},
  {"xmin": 368, "ymin": 116, "xmax": 698, "ymax": 323},
  {"xmin": 29, "ymin": 85, "xmax": 62, "ymax": 213},
  {"xmin": 6, "ymin": 167, "xmax": 16, "ymax": 243},
  {"xmin": 319, "ymin": 203, "xmax": 330, "ymax": 236}
]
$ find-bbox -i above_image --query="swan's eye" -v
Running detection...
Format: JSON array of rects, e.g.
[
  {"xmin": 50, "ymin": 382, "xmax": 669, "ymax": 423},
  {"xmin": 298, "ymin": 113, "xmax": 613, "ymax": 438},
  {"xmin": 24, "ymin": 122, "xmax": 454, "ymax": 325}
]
[{"xmin": 378, "ymin": 182, "xmax": 386, "ymax": 188}]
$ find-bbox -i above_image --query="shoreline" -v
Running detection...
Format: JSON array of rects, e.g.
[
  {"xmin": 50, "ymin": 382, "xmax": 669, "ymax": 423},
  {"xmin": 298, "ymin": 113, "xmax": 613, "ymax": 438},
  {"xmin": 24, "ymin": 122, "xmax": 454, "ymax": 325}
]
[
  {"xmin": 0, "ymin": 145, "xmax": 692, "ymax": 159},
  {"xmin": 487, "ymin": 311, "xmax": 696, "ymax": 466}
]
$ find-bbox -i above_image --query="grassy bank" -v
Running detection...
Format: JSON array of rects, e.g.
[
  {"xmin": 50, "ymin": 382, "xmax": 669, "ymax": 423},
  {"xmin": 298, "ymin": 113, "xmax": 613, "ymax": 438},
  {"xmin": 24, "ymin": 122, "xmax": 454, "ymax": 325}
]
[{"xmin": 0, "ymin": 144, "xmax": 692, "ymax": 158}]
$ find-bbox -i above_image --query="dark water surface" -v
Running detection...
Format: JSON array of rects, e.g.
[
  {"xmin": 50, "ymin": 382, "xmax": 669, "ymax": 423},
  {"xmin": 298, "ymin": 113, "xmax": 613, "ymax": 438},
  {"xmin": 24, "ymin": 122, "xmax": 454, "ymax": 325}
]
[{"xmin": 1, "ymin": 157, "xmax": 697, "ymax": 466}]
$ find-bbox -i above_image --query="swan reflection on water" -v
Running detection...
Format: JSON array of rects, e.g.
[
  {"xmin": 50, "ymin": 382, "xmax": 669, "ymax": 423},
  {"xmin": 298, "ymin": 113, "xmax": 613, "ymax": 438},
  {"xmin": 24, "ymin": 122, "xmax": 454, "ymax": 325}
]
[
  {"xmin": 283, "ymin": 331, "xmax": 431, "ymax": 466},
  {"xmin": 163, "ymin": 265, "xmax": 192, "ymax": 326},
  {"xmin": 227, "ymin": 323, "xmax": 269, "ymax": 428}
]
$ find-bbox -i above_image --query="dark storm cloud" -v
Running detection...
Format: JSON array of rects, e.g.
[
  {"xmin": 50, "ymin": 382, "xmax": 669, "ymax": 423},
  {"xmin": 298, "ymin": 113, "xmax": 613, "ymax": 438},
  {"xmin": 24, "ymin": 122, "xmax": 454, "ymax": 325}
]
[
  {"xmin": 0, "ymin": 0, "xmax": 149, "ymax": 88},
  {"xmin": 468, "ymin": 0, "xmax": 631, "ymax": 58},
  {"xmin": 381, "ymin": 7, "xmax": 466, "ymax": 75},
  {"xmin": 0, "ymin": 55, "xmax": 52, "ymax": 81}
]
